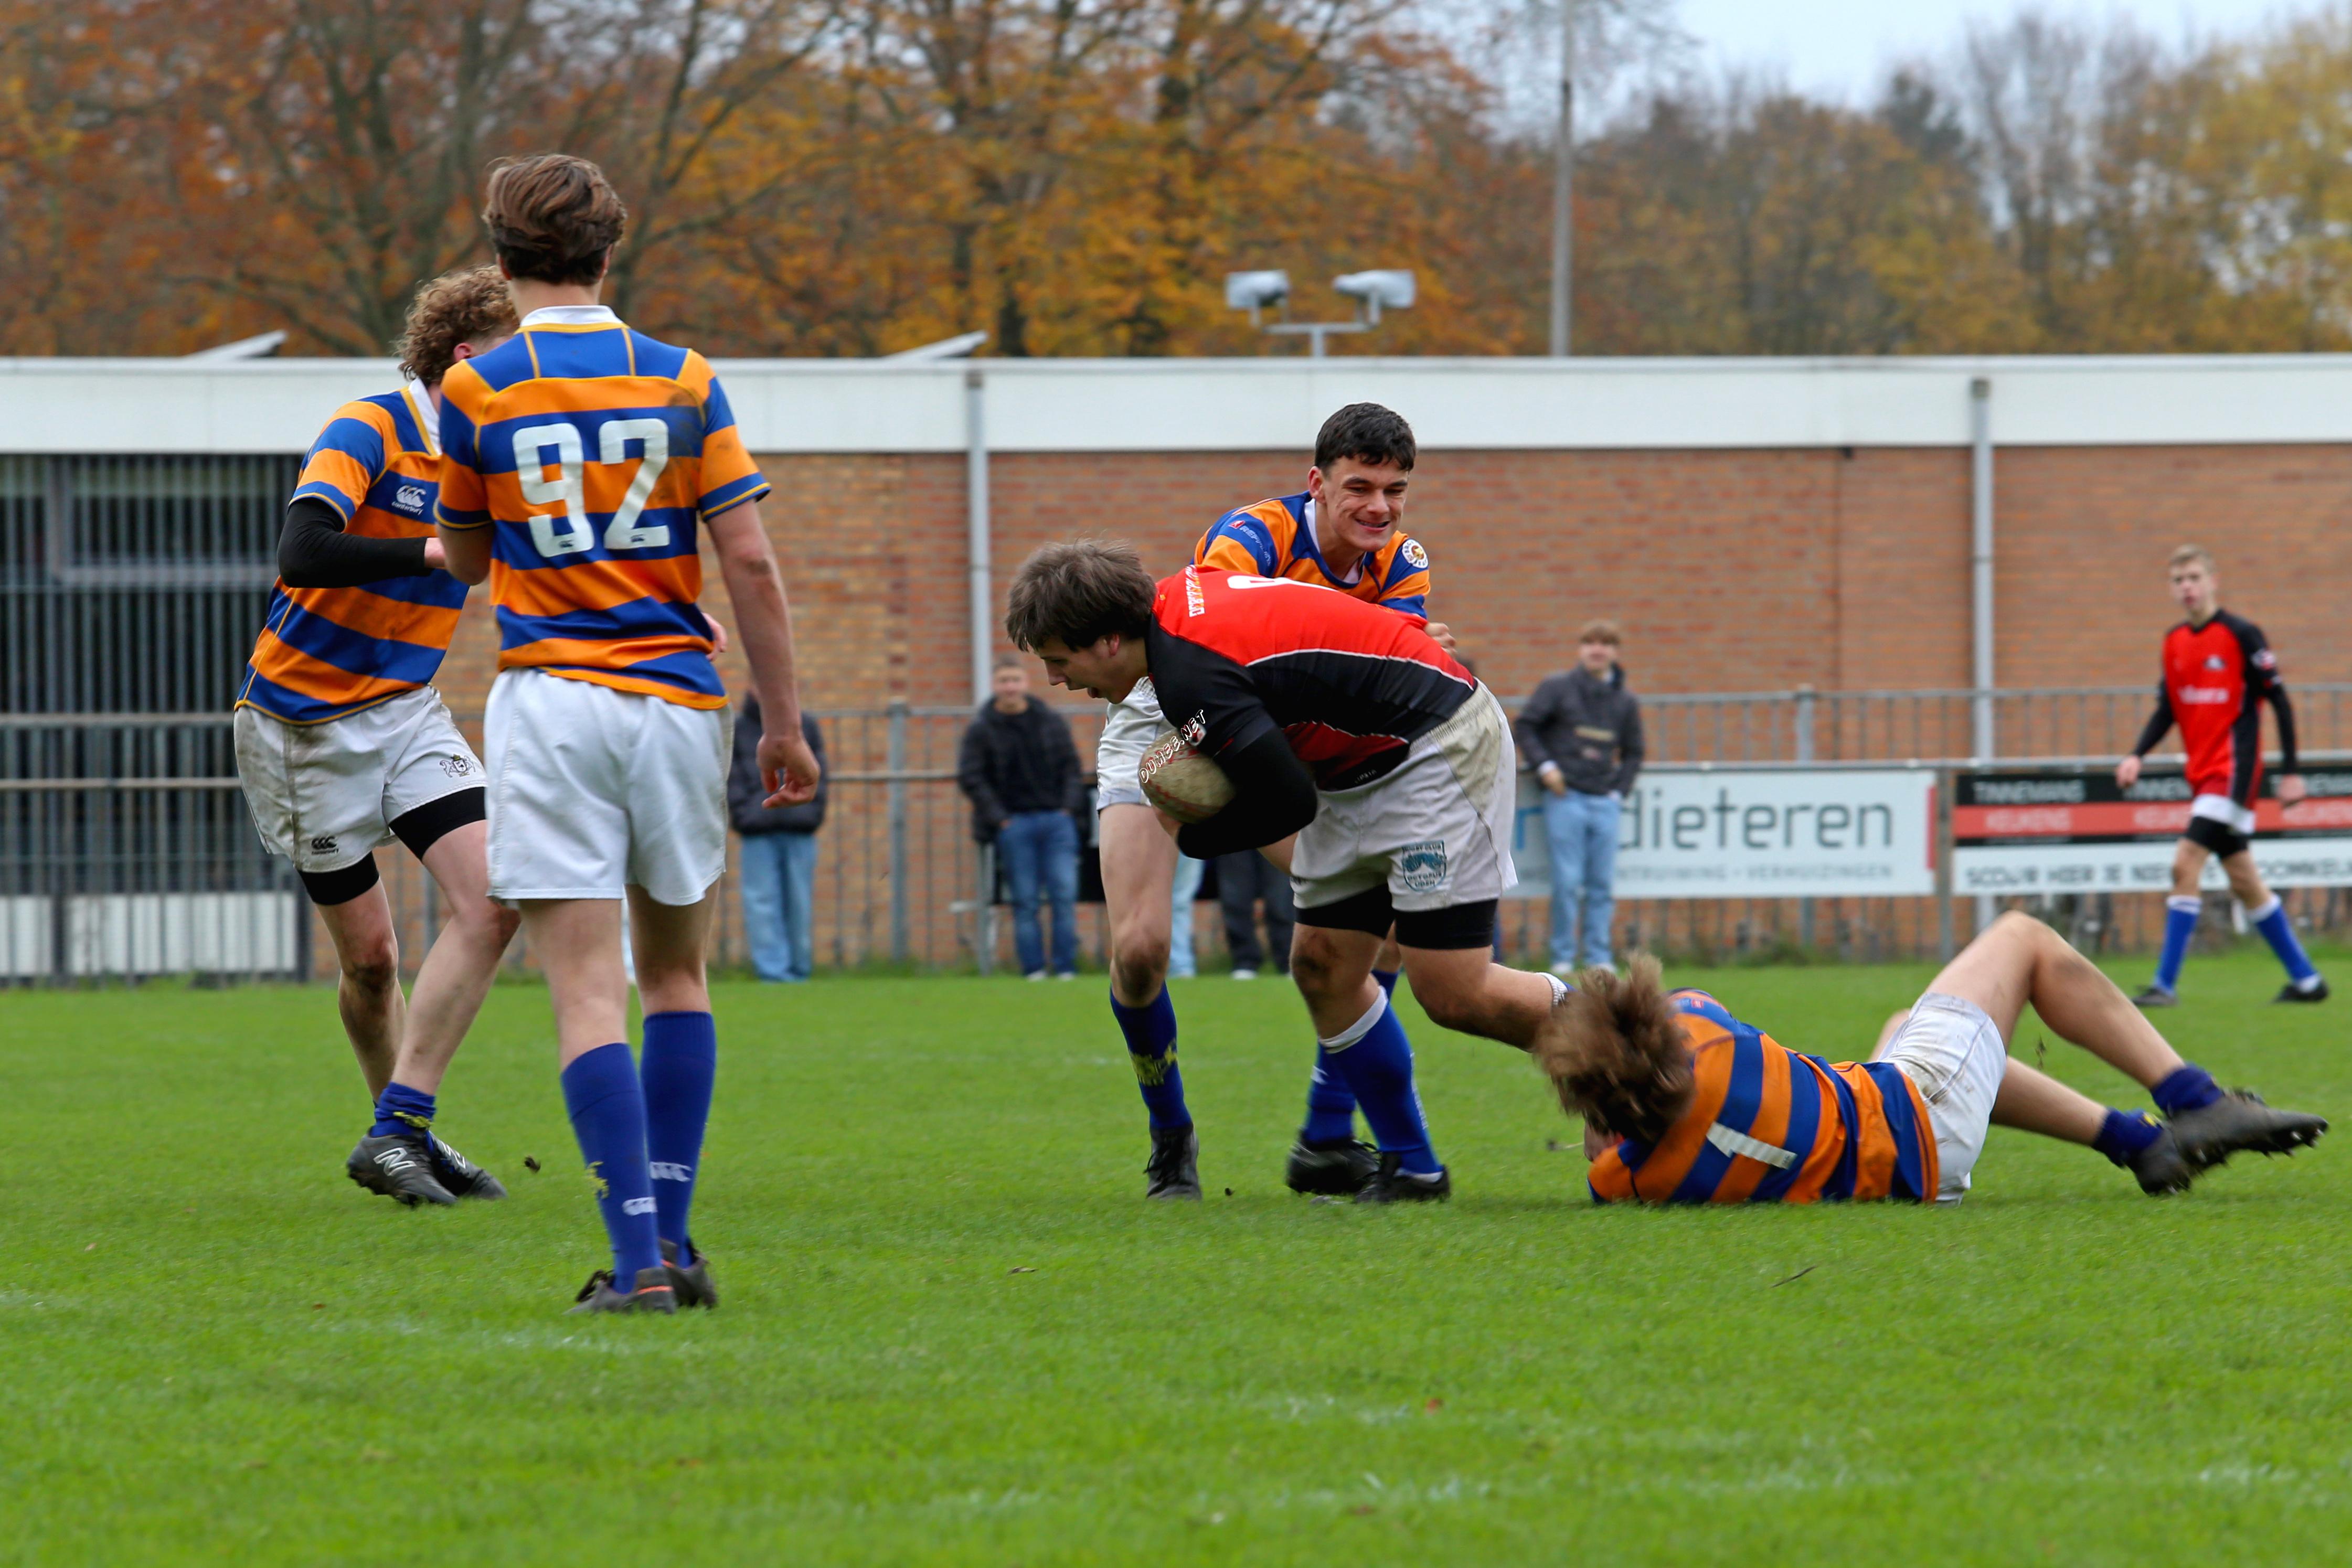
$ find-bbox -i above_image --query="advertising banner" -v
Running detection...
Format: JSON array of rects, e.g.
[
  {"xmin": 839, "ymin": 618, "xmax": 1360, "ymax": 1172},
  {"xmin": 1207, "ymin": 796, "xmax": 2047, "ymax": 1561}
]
[
  {"xmin": 1509, "ymin": 768, "xmax": 1939, "ymax": 900},
  {"xmin": 1952, "ymin": 768, "xmax": 2352, "ymax": 894}
]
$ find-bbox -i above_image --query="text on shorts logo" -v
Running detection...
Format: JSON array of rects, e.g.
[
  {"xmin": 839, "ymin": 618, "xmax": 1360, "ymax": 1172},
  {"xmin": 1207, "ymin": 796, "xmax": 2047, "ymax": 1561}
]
[
  {"xmin": 1398, "ymin": 839, "xmax": 1450, "ymax": 893},
  {"xmin": 393, "ymin": 484, "xmax": 428, "ymax": 516}
]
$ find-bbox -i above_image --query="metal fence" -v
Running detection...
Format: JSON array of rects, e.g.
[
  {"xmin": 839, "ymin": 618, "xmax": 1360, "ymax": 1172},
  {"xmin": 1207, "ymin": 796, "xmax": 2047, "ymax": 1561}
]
[{"xmin": 7, "ymin": 685, "xmax": 2350, "ymax": 984}]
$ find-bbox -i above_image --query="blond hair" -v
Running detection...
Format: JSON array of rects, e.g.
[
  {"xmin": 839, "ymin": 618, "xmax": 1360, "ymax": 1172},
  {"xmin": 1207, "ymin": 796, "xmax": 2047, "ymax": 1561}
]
[{"xmin": 2168, "ymin": 545, "xmax": 2214, "ymax": 573}]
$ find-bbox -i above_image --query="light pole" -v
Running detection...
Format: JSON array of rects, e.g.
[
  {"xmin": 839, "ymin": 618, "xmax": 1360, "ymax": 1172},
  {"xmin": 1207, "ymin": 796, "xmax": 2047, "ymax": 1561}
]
[
  {"xmin": 1227, "ymin": 270, "xmax": 1416, "ymax": 357},
  {"xmin": 1549, "ymin": 0, "xmax": 1574, "ymax": 357}
]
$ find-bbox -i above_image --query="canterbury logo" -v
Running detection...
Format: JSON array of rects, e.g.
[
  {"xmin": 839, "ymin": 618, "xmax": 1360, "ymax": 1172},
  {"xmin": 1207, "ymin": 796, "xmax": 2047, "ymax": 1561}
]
[
  {"xmin": 393, "ymin": 484, "xmax": 428, "ymax": 515},
  {"xmin": 650, "ymin": 1162, "xmax": 692, "ymax": 1181},
  {"xmin": 621, "ymin": 1197, "xmax": 656, "ymax": 1216}
]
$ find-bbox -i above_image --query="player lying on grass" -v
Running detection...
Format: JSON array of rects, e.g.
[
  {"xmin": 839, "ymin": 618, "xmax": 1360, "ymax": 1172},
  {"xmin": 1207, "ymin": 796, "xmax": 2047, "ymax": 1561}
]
[
  {"xmin": 1008, "ymin": 542, "xmax": 1568, "ymax": 1202},
  {"xmin": 233, "ymin": 264, "xmax": 522, "ymax": 1208},
  {"xmin": 1539, "ymin": 911, "xmax": 2325, "ymax": 1205},
  {"xmin": 2116, "ymin": 543, "xmax": 2325, "ymax": 1008},
  {"xmin": 438, "ymin": 155, "xmax": 822, "ymax": 1314},
  {"xmin": 1087, "ymin": 402, "xmax": 1446, "ymax": 1201}
]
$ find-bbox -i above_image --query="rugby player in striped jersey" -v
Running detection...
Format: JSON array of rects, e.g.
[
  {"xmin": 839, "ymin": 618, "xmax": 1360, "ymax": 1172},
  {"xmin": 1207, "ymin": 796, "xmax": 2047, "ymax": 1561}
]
[
  {"xmin": 1547, "ymin": 912, "xmax": 2325, "ymax": 1207},
  {"xmin": 233, "ymin": 265, "xmax": 522, "ymax": 1208}
]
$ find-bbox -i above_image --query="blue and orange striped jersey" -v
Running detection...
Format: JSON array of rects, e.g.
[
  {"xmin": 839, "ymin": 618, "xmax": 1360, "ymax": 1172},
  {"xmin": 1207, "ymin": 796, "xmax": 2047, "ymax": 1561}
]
[
  {"xmin": 237, "ymin": 382, "xmax": 469, "ymax": 724},
  {"xmin": 1194, "ymin": 493, "xmax": 1430, "ymax": 618},
  {"xmin": 435, "ymin": 305, "xmax": 769, "ymax": 709},
  {"xmin": 1588, "ymin": 989, "xmax": 1940, "ymax": 1205}
]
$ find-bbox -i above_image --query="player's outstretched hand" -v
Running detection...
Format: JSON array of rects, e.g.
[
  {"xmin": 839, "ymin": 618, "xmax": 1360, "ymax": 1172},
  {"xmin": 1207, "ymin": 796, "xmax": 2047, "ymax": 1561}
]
[
  {"xmin": 761, "ymin": 727, "xmax": 823, "ymax": 807},
  {"xmin": 2114, "ymin": 754, "xmax": 2143, "ymax": 790},
  {"xmin": 1425, "ymin": 620, "xmax": 1457, "ymax": 653},
  {"xmin": 2277, "ymin": 772, "xmax": 2308, "ymax": 809}
]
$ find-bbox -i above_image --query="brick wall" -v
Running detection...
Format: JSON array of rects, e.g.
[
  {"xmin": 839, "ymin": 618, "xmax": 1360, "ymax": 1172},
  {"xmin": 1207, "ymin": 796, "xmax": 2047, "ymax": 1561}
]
[{"xmin": 427, "ymin": 441, "xmax": 2352, "ymax": 721}]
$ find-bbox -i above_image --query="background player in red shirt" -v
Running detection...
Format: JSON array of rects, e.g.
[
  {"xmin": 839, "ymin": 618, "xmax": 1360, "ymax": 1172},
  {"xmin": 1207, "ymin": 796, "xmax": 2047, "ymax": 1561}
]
[
  {"xmin": 1008, "ymin": 543, "xmax": 1573, "ymax": 1202},
  {"xmin": 2115, "ymin": 545, "xmax": 2325, "ymax": 1007}
]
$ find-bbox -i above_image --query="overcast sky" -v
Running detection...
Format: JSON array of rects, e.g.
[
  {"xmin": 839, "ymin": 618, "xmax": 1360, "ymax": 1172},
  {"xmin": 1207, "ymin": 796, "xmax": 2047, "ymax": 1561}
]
[{"xmin": 1676, "ymin": 0, "xmax": 2315, "ymax": 100}]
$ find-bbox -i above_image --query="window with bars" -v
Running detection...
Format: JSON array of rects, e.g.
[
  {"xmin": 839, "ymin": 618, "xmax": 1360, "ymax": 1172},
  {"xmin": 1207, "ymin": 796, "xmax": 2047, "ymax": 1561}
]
[{"xmin": 0, "ymin": 453, "xmax": 299, "ymax": 713}]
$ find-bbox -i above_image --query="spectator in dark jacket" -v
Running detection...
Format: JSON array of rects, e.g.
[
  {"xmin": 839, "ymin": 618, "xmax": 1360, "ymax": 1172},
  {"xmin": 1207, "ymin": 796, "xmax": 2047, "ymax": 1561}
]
[
  {"xmin": 729, "ymin": 692, "xmax": 828, "ymax": 982},
  {"xmin": 958, "ymin": 656, "xmax": 1084, "ymax": 978},
  {"xmin": 1516, "ymin": 620, "xmax": 1644, "ymax": 973}
]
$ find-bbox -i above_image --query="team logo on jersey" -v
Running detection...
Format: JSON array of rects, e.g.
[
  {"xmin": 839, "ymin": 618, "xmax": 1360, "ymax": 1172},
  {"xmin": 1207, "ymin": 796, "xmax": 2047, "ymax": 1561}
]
[
  {"xmin": 1398, "ymin": 839, "xmax": 1450, "ymax": 893},
  {"xmin": 392, "ymin": 484, "xmax": 429, "ymax": 516},
  {"xmin": 1185, "ymin": 567, "xmax": 1206, "ymax": 616},
  {"xmin": 2204, "ymin": 654, "xmax": 2226, "ymax": 670},
  {"xmin": 2254, "ymin": 648, "xmax": 2278, "ymax": 670},
  {"xmin": 1401, "ymin": 538, "xmax": 1428, "ymax": 570},
  {"xmin": 1181, "ymin": 710, "xmax": 1208, "ymax": 745}
]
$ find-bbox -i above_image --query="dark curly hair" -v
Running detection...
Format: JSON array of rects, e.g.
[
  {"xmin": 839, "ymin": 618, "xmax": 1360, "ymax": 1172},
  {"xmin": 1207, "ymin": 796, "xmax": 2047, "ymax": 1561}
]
[{"xmin": 1531, "ymin": 954, "xmax": 1695, "ymax": 1144}]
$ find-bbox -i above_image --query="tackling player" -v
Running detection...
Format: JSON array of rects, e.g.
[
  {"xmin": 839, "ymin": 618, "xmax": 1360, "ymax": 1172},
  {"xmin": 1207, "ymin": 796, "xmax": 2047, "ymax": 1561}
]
[
  {"xmin": 1010, "ymin": 545, "xmax": 1564, "ymax": 1202},
  {"xmin": 1545, "ymin": 912, "xmax": 2325, "ymax": 1206},
  {"xmin": 1087, "ymin": 403, "xmax": 1448, "ymax": 1200},
  {"xmin": 234, "ymin": 264, "xmax": 522, "ymax": 1208},
  {"xmin": 2115, "ymin": 545, "xmax": 2325, "ymax": 1007},
  {"xmin": 435, "ymin": 155, "xmax": 821, "ymax": 1314}
]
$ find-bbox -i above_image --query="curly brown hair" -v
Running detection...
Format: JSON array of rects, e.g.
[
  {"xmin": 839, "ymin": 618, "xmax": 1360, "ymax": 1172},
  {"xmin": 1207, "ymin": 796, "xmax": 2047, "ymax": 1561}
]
[
  {"xmin": 1004, "ymin": 539, "xmax": 1157, "ymax": 652},
  {"xmin": 1530, "ymin": 954, "xmax": 1695, "ymax": 1143},
  {"xmin": 482, "ymin": 153, "xmax": 626, "ymax": 285},
  {"xmin": 395, "ymin": 265, "xmax": 516, "ymax": 387}
]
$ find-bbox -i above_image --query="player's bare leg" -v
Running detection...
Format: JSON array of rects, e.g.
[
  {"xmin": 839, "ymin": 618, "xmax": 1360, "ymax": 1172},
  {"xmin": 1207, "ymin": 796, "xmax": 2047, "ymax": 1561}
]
[
  {"xmin": 313, "ymin": 874, "xmax": 403, "ymax": 1100},
  {"xmin": 346, "ymin": 820, "xmax": 522, "ymax": 1204},
  {"xmin": 385, "ymin": 821, "xmax": 518, "ymax": 1096},
  {"xmin": 1099, "ymin": 803, "xmax": 1198, "ymax": 1198},
  {"xmin": 1910, "ymin": 911, "xmax": 2323, "ymax": 1175}
]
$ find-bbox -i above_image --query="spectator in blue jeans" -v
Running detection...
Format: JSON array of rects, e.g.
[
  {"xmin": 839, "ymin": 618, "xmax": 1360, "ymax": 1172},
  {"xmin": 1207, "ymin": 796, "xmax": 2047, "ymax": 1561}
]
[
  {"xmin": 958, "ymin": 656, "xmax": 1084, "ymax": 978},
  {"xmin": 1515, "ymin": 620, "xmax": 1643, "ymax": 974},
  {"xmin": 728, "ymin": 692, "xmax": 827, "ymax": 982}
]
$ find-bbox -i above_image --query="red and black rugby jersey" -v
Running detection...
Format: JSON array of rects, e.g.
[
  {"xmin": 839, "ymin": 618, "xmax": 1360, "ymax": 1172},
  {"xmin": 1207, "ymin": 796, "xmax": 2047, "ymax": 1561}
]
[
  {"xmin": 1146, "ymin": 567, "xmax": 1474, "ymax": 791},
  {"xmin": 2131, "ymin": 609, "xmax": 2297, "ymax": 806}
]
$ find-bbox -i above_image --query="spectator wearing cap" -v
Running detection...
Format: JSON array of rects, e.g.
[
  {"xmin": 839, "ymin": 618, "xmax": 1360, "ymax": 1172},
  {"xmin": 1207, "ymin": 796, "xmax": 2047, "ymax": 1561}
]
[{"xmin": 1516, "ymin": 620, "xmax": 1643, "ymax": 974}]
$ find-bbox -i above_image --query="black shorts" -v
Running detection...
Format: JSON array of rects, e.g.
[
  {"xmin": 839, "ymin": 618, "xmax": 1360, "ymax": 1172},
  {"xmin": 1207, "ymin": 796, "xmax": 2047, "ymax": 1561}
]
[
  {"xmin": 2184, "ymin": 814, "xmax": 2250, "ymax": 860},
  {"xmin": 1294, "ymin": 886, "xmax": 1498, "ymax": 951}
]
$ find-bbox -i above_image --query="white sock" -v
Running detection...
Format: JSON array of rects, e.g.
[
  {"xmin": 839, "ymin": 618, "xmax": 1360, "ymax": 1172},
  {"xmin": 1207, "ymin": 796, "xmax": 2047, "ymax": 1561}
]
[{"xmin": 1544, "ymin": 973, "xmax": 1570, "ymax": 1005}]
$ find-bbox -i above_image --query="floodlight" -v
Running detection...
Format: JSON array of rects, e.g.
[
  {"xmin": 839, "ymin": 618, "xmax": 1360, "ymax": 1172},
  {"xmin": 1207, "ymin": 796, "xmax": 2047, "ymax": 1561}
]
[
  {"xmin": 1224, "ymin": 270, "xmax": 1291, "ymax": 312},
  {"xmin": 1331, "ymin": 270, "xmax": 1415, "ymax": 322}
]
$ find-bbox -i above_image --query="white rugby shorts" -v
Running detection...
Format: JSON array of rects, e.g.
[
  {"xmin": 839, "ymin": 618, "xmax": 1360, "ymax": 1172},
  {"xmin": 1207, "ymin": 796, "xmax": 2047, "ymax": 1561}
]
[
  {"xmin": 2190, "ymin": 792, "xmax": 2258, "ymax": 839},
  {"xmin": 1292, "ymin": 685, "xmax": 1519, "ymax": 913},
  {"xmin": 1095, "ymin": 677, "xmax": 1165, "ymax": 811},
  {"xmin": 483, "ymin": 668, "xmax": 731, "ymax": 905},
  {"xmin": 235, "ymin": 686, "xmax": 483, "ymax": 873},
  {"xmin": 1872, "ymin": 990, "xmax": 2009, "ymax": 1205}
]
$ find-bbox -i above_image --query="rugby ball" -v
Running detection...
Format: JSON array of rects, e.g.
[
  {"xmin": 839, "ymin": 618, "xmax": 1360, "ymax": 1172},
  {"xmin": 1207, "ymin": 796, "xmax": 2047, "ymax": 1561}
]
[{"xmin": 1139, "ymin": 729, "xmax": 1236, "ymax": 824}]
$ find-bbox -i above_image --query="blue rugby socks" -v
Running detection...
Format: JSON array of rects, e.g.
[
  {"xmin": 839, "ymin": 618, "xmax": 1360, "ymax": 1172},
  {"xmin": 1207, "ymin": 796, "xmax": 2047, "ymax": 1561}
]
[
  {"xmin": 1301, "ymin": 1047, "xmax": 1359, "ymax": 1143},
  {"xmin": 2094, "ymin": 1107, "xmax": 2164, "ymax": 1166},
  {"xmin": 2153, "ymin": 1063, "xmax": 2223, "ymax": 1117},
  {"xmin": 1373, "ymin": 968, "xmax": 1400, "ymax": 997},
  {"xmin": 561, "ymin": 1043, "xmax": 662, "ymax": 1289},
  {"xmin": 1318, "ymin": 994, "xmax": 1440, "ymax": 1177},
  {"xmin": 1112, "ymin": 986, "xmax": 1190, "ymax": 1129},
  {"xmin": 369, "ymin": 1080, "xmax": 436, "ymax": 1138},
  {"xmin": 640, "ymin": 1010, "xmax": 717, "ymax": 1266},
  {"xmin": 2153, "ymin": 895, "xmax": 2199, "ymax": 994},
  {"xmin": 2250, "ymin": 897, "xmax": 2323, "ymax": 992}
]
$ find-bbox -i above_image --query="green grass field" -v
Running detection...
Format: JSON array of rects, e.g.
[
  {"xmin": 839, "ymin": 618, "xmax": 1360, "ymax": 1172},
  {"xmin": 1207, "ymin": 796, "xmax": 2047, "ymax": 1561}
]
[{"xmin": 5, "ymin": 944, "xmax": 2349, "ymax": 1565}]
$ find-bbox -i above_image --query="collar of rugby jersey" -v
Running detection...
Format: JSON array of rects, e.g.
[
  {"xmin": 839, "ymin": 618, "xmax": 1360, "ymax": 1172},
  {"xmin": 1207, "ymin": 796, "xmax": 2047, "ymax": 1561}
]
[
  {"xmin": 398, "ymin": 377, "xmax": 441, "ymax": 458},
  {"xmin": 519, "ymin": 304, "xmax": 622, "ymax": 328}
]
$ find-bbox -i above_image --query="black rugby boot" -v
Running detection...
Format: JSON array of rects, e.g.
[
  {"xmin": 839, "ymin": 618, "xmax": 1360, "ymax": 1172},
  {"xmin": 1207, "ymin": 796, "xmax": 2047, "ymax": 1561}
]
[
  {"xmin": 1144, "ymin": 1125, "xmax": 1201, "ymax": 1200},
  {"xmin": 346, "ymin": 1132, "xmax": 457, "ymax": 1207},
  {"xmin": 1285, "ymin": 1137, "xmax": 1380, "ymax": 1196}
]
